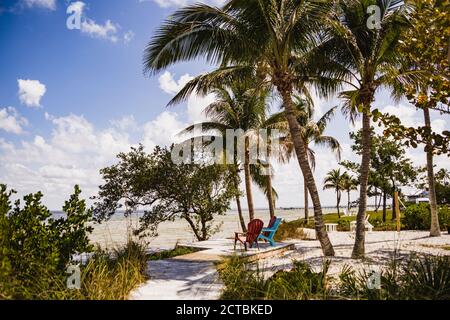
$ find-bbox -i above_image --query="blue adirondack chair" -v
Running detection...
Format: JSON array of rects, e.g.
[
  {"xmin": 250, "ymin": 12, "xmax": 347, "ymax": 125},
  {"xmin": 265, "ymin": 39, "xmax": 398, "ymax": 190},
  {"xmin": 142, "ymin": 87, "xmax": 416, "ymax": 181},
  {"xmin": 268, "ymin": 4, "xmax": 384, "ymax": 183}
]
[{"xmin": 258, "ymin": 217, "xmax": 282, "ymax": 246}]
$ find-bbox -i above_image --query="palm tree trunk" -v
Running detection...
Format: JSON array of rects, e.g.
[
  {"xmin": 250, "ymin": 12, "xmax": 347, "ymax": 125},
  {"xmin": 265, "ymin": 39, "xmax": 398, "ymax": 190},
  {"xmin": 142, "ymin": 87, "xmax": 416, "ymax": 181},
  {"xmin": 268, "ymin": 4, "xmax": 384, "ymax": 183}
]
[
  {"xmin": 391, "ymin": 190, "xmax": 397, "ymax": 221},
  {"xmin": 352, "ymin": 111, "xmax": 371, "ymax": 259},
  {"xmin": 244, "ymin": 136, "xmax": 255, "ymax": 221},
  {"xmin": 424, "ymin": 106, "xmax": 441, "ymax": 236},
  {"xmin": 347, "ymin": 190, "xmax": 351, "ymax": 213},
  {"xmin": 233, "ymin": 170, "xmax": 247, "ymax": 232},
  {"xmin": 375, "ymin": 188, "xmax": 382, "ymax": 212},
  {"xmin": 336, "ymin": 190, "xmax": 341, "ymax": 218},
  {"xmin": 266, "ymin": 166, "xmax": 275, "ymax": 219},
  {"xmin": 391, "ymin": 177, "xmax": 397, "ymax": 221},
  {"xmin": 304, "ymin": 177, "xmax": 309, "ymax": 221},
  {"xmin": 277, "ymin": 80, "xmax": 334, "ymax": 257},
  {"xmin": 374, "ymin": 191, "xmax": 378, "ymax": 213},
  {"xmin": 235, "ymin": 196, "xmax": 246, "ymax": 232}
]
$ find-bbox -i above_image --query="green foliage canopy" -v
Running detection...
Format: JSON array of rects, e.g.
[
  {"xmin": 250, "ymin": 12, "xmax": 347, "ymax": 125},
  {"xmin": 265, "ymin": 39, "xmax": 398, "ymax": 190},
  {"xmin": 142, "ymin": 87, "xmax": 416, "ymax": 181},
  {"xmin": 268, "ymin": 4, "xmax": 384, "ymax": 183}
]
[{"xmin": 93, "ymin": 145, "xmax": 237, "ymax": 241}]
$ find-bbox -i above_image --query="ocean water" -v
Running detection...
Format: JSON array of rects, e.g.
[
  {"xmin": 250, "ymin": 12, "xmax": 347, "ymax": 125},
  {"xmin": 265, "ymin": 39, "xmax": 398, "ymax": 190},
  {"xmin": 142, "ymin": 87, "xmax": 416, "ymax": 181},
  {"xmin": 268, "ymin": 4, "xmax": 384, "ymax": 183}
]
[{"xmin": 80, "ymin": 206, "xmax": 374, "ymax": 250}]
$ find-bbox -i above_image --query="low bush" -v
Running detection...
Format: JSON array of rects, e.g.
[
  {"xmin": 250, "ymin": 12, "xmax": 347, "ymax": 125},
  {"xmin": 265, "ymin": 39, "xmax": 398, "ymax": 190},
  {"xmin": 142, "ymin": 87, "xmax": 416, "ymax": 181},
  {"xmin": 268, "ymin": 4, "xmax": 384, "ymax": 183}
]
[
  {"xmin": 218, "ymin": 255, "xmax": 330, "ymax": 300},
  {"xmin": 274, "ymin": 219, "xmax": 308, "ymax": 241},
  {"xmin": 217, "ymin": 255, "xmax": 267, "ymax": 300},
  {"xmin": 338, "ymin": 255, "xmax": 450, "ymax": 300},
  {"xmin": 0, "ymin": 184, "xmax": 148, "ymax": 300},
  {"xmin": 402, "ymin": 204, "xmax": 450, "ymax": 231},
  {"xmin": 218, "ymin": 254, "xmax": 450, "ymax": 300},
  {"xmin": 0, "ymin": 184, "xmax": 93, "ymax": 299}
]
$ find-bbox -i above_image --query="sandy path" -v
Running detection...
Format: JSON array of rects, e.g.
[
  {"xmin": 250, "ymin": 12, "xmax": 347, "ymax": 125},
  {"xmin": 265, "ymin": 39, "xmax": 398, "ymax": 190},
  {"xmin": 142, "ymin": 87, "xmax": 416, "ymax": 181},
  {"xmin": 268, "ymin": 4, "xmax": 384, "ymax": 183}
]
[
  {"xmin": 129, "ymin": 231, "xmax": 450, "ymax": 300},
  {"xmin": 130, "ymin": 260, "xmax": 222, "ymax": 300}
]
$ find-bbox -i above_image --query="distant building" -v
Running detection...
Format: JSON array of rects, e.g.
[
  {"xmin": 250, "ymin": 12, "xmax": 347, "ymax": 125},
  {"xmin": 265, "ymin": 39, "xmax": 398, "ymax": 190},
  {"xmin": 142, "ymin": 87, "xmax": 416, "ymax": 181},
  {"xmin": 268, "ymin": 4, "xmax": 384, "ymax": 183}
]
[{"xmin": 406, "ymin": 191, "xmax": 430, "ymax": 204}]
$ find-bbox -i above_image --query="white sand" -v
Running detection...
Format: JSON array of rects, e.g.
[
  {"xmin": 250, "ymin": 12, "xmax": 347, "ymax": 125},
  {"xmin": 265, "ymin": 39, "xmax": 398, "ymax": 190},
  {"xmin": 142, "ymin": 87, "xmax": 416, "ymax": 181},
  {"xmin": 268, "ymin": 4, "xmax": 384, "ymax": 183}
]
[
  {"xmin": 130, "ymin": 231, "xmax": 450, "ymax": 300},
  {"xmin": 260, "ymin": 231, "xmax": 450, "ymax": 277}
]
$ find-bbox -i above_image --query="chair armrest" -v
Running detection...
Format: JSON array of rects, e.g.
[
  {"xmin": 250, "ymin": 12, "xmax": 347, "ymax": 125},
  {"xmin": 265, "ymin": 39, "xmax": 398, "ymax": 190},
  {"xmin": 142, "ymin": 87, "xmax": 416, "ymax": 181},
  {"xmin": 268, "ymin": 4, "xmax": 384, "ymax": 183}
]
[{"xmin": 261, "ymin": 227, "xmax": 276, "ymax": 232}]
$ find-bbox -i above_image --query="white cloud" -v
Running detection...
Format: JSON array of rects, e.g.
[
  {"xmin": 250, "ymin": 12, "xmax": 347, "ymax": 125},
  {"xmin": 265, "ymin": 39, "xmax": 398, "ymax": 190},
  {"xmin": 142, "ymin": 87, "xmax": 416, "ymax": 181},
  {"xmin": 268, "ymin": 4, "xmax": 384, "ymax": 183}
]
[
  {"xmin": 110, "ymin": 115, "xmax": 138, "ymax": 131},
  {"xmin": 142, "ymin": 111, "xmax": 185, "ymax": 150},
  {"xmin": 158, "ymin": 71, "xmax": 193, "ymax": 95},
  {"xmin": 68, "ymin": 1, "xmax": 128, "ymax": 43},
  {"xmin": 186, "ymin": 93, "xmax": 216, "ymax": 123},
  {"xmin": 81, "ymin": 19, "xmax": 119, "ymax": 43},
  {"xmin": 123, "ymin": 30, "xmax": 135, "ymax": 44},
  {"xmin": 0, "ymin": 107, "xmax": 28, "ymax": 134},
  {"xmin": 18, "ymin": 79, "xmax": 47, "ymax": 107},
  {"xmin": 23, "ymin": 0, "xmax": 56, "ymax": 10},
  {"xmin": 381, "ymin": 104, "xmax": 448, "ymax": 134},
  {"xmin": 0, "ymin": 113, "xmax": 134, "ymax": 209},
  {"xmin": 158, "ymin": 71, "xmax": 216, "ymax": 123},
  {"xmin": 0, "ymin": 110, "xmax": 190, "ymax": 209},
  {"xmin": 146, "ymin": 0, "xmax": 226, "ymax": 8}
]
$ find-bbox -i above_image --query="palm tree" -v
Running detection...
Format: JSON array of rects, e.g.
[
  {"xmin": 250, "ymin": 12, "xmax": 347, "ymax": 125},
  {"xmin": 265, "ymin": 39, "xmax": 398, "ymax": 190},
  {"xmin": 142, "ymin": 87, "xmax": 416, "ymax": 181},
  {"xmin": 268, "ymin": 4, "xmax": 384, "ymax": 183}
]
[
  {"xmin": 250, "ymin": 161, "xmax": 278, "ymax": 219},
  {"xmin": 314, "ymin": 0, "xmax": 417, "ymax": 258},
  {"xmin": 143, "ymin": 0, "xmax": 337, "ymax": 256},
  {"xmin": 323, "ymin": 169, "xmax": 346, "ymax": 218},
  {"xmin": 266, "ymin": 96, "xmax": 342, "ymax": 221},
  {"xmin": 341, "ymin": 172, "xmax": 358, "ymax": 214},
  {"xmin": 178, "ymin": 82, "xmax": 269, "ymax": 229}
]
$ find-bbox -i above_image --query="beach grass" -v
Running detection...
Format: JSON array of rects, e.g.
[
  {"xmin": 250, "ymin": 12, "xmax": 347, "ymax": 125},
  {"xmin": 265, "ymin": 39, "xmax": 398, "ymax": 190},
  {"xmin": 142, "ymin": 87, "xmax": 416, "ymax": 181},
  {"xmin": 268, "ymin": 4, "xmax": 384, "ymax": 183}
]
[
  {"xmin": 79, "ymin": 241, "xmax": 149, "ymax": 300},
  {"xmin": 0, "ymin": 241, "xmax": 149, "ymax": 300},
  {"xmin": 218, "ymin": 254, "xmax": 450, "ymax": 300},
  {"xmin": 218, "ymin": 255, "xmax": 330, "ymax": 300}
]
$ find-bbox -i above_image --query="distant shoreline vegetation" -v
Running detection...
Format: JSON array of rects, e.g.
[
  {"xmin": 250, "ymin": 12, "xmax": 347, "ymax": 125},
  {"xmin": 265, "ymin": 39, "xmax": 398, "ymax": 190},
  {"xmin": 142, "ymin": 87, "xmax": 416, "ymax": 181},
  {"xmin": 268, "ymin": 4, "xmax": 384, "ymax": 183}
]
[{"xmin": 51, "ymin": 206, "xmax": 378, "ymax": 218}]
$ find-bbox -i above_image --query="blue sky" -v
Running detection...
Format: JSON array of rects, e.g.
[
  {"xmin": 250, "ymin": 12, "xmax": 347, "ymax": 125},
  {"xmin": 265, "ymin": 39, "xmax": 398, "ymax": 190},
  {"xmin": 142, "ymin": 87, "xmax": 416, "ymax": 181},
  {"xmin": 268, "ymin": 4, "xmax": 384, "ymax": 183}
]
[{"xmin": 0, "ymin": 0, "xmax": 448, "ymax": 210}]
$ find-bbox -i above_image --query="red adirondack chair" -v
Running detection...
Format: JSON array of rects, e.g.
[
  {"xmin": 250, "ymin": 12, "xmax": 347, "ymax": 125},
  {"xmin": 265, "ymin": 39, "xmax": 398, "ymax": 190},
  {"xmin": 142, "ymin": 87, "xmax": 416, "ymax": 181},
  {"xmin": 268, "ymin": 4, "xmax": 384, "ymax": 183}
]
[{"xmin": 234, "ymin": 219, "xmax": 264, "ymax": 251}]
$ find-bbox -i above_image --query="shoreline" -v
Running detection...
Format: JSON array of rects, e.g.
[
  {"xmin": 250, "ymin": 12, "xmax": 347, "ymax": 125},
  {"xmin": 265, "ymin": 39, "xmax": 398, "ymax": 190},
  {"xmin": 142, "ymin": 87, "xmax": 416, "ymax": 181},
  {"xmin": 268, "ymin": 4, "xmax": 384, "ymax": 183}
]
[{"xmin": 88, "ymin": 207, "xmax": 377, "ymax": 250}]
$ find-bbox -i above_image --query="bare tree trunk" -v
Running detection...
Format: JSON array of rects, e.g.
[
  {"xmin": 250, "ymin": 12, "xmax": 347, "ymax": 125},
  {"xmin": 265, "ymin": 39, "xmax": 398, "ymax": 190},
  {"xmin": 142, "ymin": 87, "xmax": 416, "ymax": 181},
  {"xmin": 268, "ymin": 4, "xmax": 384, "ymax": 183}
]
[
  {"xmin": 352, "ymin": 111, "xmax": 371, "ymax": 259},
  {"xmin": 304, "ymin": 176, "xmax": 309, "ymax": 220},
  {"xmin": 382, "ymin": 191, "xmax": 387, "ymax": 223},
  {"xmin": 424, "ymin": 106, "xmax": 441, "ymax": 236},
  {"xmin": 244, "ymin": 136, "xmax": 255, "ymax": 221},
  {"xmin": 184, "ymin": 215, "xmax": 203, "ymax": 241},
  {"xmin": 277, "ymin": 80, "xmax": 334, "ymax": 257},
  {"xmin": 266, "ymin": 165, "xmax": 275, "ymax": 219}
]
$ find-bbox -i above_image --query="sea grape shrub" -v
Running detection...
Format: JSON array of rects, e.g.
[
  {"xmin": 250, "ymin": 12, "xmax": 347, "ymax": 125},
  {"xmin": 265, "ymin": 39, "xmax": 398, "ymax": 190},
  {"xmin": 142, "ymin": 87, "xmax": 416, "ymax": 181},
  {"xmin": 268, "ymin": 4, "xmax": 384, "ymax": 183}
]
[
  {"xmin": 0, "ymin": 184, "xmax": 93, "ymax": 299},
  {"xmin": 402, "ymin": 204, "xmax": 450, "ymax": 231},
  {"xmin": 93, "ymin": 144, "xmax": 237, "ymax": 241},
  {"xmin": 436, "ymin": 182, "xmax": 450, "ymax": 205}
]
